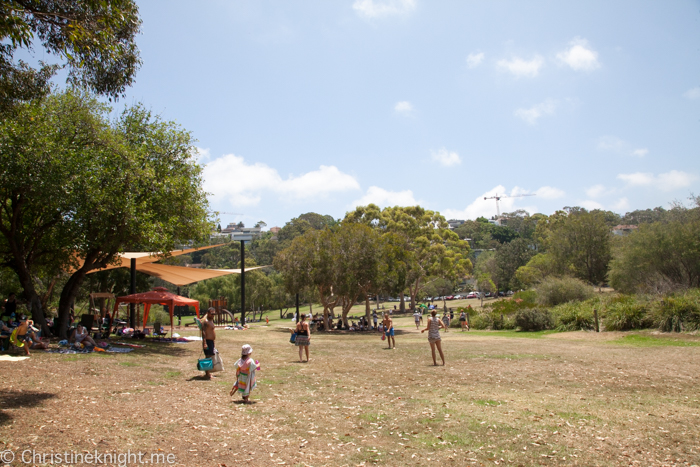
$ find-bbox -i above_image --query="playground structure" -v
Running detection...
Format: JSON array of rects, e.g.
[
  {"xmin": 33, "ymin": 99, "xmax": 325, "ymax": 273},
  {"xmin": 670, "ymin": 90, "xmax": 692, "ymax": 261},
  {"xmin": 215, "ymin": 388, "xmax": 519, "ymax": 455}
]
[{"xmin": 208, "ymin": 297, "xmax": 236, "ymax": 326}]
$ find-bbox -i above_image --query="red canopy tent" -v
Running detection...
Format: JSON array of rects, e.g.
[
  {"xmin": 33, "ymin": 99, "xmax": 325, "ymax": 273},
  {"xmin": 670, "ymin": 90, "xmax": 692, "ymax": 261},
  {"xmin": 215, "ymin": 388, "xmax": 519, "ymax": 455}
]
[{"xmin": 112, "ymin": 287, "xmax": 200, "ymax": 333}]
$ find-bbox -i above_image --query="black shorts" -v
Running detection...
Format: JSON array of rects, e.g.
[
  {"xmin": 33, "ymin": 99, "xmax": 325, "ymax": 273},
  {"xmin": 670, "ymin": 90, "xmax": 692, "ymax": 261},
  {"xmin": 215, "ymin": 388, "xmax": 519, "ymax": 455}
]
[{"xmin": 204, "ymin": 339, "xmax": 215, "ymax": 356}]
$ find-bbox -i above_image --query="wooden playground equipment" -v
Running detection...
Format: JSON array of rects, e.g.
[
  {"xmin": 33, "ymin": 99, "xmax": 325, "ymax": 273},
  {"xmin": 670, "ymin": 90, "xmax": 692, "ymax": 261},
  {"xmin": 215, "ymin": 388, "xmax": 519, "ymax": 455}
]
[{"xmin": 208, "ymin": 297, "xmax": 235, "ymax": 326}]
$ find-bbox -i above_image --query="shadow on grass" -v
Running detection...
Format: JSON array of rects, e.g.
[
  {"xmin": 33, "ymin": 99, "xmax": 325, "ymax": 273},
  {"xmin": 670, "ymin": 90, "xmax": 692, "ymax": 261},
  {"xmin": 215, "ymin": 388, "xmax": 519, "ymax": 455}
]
[
  {"xmin": 0, "ymin": 389, "xmax": 57, "ymax": 426},
  {"xmin": 117, "ymin": 342, "xmax": 192, "ymax": 358}
]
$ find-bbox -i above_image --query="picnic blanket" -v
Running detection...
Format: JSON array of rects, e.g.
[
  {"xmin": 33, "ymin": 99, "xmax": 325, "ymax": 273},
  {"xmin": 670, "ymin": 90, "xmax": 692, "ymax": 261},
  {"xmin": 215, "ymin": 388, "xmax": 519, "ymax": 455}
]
[
  {"xmin": 46, "ymin": 347, "xmax": 133, "ymax": 354},
  {"xmin": 0, "ymin": 355, "xmax": 30, "ymax": 361},
  {"xmin": 113, "ymin": 342, "xmax": 146, "ymax": 348},
  {"xmin": 149, "ymin": 337, "xmax": 192, "ymax": 343}
]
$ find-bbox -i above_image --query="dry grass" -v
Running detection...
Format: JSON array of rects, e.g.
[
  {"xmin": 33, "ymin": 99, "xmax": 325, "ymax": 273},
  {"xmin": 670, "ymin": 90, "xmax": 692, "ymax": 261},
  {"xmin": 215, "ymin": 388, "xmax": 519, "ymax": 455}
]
[{"xmin": 1, "ymin": 317, "xmax": 699, "ymax": 466}]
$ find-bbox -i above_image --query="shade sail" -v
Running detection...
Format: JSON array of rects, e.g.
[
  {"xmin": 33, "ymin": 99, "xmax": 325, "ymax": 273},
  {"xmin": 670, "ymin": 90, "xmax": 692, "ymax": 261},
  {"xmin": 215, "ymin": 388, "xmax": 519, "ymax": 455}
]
[
  {"xmin": 112, "ymin": 287, "xmax": 201, "ymax": 330},
  {"xmin": 84, "ymin": 244, "xmax": 225, "ymax": 274},
  {"xmin": 136, "ymin": 263, "xmax": 268, "ymax": 286}
]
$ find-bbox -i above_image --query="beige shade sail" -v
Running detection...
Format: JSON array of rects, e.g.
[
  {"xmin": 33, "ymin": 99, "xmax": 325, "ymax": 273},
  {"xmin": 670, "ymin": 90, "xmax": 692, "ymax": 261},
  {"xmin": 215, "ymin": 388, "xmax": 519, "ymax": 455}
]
[
  {"xmin": 135, "ymin": 263, "xmax": 268, "ymax": 286},
  {"xmin": 83, "ymin": 244, "xmax": 226, "ymax": 274}
]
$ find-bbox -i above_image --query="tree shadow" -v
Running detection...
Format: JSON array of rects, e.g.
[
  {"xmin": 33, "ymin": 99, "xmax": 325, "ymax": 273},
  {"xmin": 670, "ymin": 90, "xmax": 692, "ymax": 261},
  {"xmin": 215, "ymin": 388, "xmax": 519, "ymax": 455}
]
[
  {"xmin": 113, "ymin": 341, "xmax": 192, "ymax": 358},
  {"xmin": 0, "ymin": 389, "xmax": 57, "ymax": 426}
]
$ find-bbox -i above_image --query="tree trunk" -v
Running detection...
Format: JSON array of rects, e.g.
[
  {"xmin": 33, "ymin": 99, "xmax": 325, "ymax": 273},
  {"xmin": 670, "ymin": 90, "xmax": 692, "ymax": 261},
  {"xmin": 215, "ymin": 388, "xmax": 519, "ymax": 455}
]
[
  {"xmin": 13, "ymin": 260, "xmax": 50, "ymax": 336},
  {"xmin": 365, "ymin": 296, "xmax": 371, "ymax": 326},
  {"xmin": 399, "ymin": 295, "xmax": 405, "ymax": 313}
]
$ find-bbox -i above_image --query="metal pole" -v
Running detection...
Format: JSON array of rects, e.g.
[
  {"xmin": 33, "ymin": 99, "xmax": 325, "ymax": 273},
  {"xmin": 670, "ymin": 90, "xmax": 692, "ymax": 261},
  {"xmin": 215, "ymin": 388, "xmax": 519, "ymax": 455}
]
[
  {"xmin": 130, "ymin": 258, "xmax": 136, "ymax": 328},
  {"xmin": 240, "ymin": 240, "xmax": 246, "ymax": 325},
  {"xmin": 296, "ymin": 293, "xmax": 299, "ymax": 322}
]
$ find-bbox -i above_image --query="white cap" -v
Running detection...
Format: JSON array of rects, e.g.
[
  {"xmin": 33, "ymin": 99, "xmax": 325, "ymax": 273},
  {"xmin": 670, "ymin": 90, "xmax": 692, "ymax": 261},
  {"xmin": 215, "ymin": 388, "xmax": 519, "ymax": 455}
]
[{"xmin": 241, "ymin": 344, "xmax": 253, "ymax": 355}]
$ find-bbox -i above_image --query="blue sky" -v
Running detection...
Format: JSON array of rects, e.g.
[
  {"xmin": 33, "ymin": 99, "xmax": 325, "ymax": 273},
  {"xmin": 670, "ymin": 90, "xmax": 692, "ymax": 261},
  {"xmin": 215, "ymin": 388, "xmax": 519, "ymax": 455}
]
[{"xmin": 88, "ymin": 1, "xmax": 700, "ymax": 227}]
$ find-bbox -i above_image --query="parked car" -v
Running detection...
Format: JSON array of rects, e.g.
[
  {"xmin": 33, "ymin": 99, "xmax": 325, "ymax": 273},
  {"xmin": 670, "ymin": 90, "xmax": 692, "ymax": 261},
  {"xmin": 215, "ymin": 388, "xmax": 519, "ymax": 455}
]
[
  {"xmin": 453, "ymin": 294, "xmax": 464, "ymax": 300},
  {"xmin": 484, "ymin": 292, "xmax": 492, "ymax": 297},
  {"xmin": 445, "ymin": 295, "xmax": 454, "ymax": 300},
  {"xmin": 466, "ymin": 292, "xmax": 478, "ymax": 299}
]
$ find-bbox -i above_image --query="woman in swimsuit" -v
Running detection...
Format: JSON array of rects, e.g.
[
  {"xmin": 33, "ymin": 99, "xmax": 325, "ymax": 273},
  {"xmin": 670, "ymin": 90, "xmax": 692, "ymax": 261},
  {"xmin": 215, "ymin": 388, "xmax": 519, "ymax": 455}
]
[
  {"xmin": 421, "ymin": 309, "xmax": 447, "ymax": 366},
  {"xmin": 295, "ymin": 313, "xmax": 311, "ymax": 363}
]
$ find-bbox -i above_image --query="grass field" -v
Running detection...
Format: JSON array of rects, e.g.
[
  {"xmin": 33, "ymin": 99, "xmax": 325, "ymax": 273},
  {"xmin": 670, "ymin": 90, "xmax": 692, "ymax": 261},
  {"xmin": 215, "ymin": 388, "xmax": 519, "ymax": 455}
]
[{"xmin": 1, "ymin": 316, "xmax": 699, "ymax": 466}]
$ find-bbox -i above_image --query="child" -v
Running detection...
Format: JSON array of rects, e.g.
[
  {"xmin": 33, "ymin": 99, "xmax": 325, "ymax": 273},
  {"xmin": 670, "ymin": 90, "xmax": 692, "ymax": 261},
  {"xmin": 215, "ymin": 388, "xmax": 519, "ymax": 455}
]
[{"xmin": 230, "ymin": 344, "xmax": 258, "ymax": 403}]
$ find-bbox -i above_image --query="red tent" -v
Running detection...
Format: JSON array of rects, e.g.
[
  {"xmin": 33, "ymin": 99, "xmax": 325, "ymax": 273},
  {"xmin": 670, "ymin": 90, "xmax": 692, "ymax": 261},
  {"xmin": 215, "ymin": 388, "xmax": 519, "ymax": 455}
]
[{"xmin": 112, "ymin": 287, "xmax": 200, "ymax": 332}]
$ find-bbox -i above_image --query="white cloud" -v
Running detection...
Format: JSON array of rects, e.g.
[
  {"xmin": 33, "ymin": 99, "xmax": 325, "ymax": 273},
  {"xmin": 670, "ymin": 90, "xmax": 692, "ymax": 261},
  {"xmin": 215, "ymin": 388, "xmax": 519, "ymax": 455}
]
[
  {"xmin": 535, "ymin": 186, "xmax": 565, "ymax": 199},
  {"xmin": 430, "ymin": 148, "xmax": 461, "ymax": 167},
  {"xmin": 203, "ymin": 154, "xmax": 360, "ymax": 207},
  {"xmin": 443, "ymin": 185, "xmax": 562, "ymax": 220},
  {"xmin": 497, "ymin": 55, "xmax": 544, "ymax": 78},
  {"xmin": 585, "ymin": 184, "xmax": 607, "ymax": 198},
  {"xmin": 683, "ymin": 87, "xmax": 700, "ymax": 100},
  {"xmin": 352, "ymin": 0, "xmax": 416, "ymax": 19},
  {"xmin": 514, "ymin": 99, "xmax": 557, "ymax": 125},
  {"xmin": 194, "ymin": 146, "xmax": 211, "ymax": 163},
  {"xmin": 580, "ymin": 200, "xmax": 604, "ymax": 210},
  {"xmin": 351, "ymin": 186, "xmax": 418, "ymax": 208},
  {"xmin": 611, "ymin": 197, "xmax": 630, "ymax": 211},
  {"xmin": 597, "ymin": 136, "xmax": 649, "ymax": 157},
  {"xmin": 617, "ymin": 170, "xmax": 698, "ymax": 192},
  {"xmin": 466, "ymin": 52, "xmax": 485, "ymax": 68},
  {"xmin": 556, "ymin": 37, "xmax": 600, "ymax": 71},
  {"xmin": 394, "ymin": 100, "xmax": 413, "ymax": 114}
]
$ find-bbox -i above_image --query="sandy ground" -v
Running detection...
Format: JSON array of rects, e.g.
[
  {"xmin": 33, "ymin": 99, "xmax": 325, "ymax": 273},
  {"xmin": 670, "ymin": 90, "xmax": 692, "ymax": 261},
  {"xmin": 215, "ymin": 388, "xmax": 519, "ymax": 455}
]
[{"xmin": 1, "ymin": 317, "xmax": 699, "ymax": 466}]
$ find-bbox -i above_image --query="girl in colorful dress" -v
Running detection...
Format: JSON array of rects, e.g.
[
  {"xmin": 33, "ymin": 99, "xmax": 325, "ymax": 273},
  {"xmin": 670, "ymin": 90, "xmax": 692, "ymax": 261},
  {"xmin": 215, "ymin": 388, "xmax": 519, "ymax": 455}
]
[
  {"xmin": 421, "ymin": 309, "xmax": 447, "ymax": 366},
  {"xmin": 230, "ymin": 344, "xmax": 258, "ymax": 403}
]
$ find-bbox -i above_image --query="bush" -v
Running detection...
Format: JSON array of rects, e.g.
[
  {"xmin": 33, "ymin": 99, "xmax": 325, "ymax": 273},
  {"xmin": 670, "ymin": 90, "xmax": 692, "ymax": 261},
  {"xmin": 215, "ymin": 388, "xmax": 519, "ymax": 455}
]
[
  {"xmin": 602, "ymin": 295, "xmax": 652, "ymax": 331},
  {"xmin": 650, "ymin": 291, "xmax": 700, "ymax": 332},
  {"xmin": 536, "ymin": 276, "xmax": 594, "ymax": 307},
  {"xmin": 147, "ymin": 308, "xmax": 171, "ymax": 326},
  {"xmin": 469, "ymin": 313, "xmax": 492, "ymax": 330},
  {"xmin": 551, "ymin": 301, "xmax": 595, "ymax": 331},
  {"xmin": 515, "ymin": 308, "xmax": 553, "ymax": 331}
]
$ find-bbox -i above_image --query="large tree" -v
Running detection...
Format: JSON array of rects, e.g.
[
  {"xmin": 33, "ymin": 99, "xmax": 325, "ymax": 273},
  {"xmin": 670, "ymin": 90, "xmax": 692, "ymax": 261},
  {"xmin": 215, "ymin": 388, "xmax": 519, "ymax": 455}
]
[
  {"xmin": 0, "ymin": 0, "xmax": 141, "ymax": 108},
  {"xmin": 538, "ymin": 208, "xmax": 612, "ymax": 285},
  {"xmin": 495, "ymin": 237, "xmax": 536, "ymax": 291},
  {"xmin": 0, "ymin": 90, "xmax": 211, "ymax": 336}
]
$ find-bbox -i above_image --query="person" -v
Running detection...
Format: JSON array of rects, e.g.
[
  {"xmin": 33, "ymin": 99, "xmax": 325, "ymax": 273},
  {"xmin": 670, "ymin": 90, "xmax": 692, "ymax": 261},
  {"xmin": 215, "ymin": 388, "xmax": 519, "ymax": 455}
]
[
  {"xmin": 230, "ymin": 344, "xmax": 257, "ymax": 403},
  {"xmin": 442, "ymin": 311, "xmax": 450, "ymax": 332},
  {"xmin": 103, "ymin": 310, "xmax": 112, "ymax": 336},
  {"xmin": 372, "ymin": 310, "xmax": 378, "ymax": 330},
  {"xmin": 413, "ymin": 309, "xmax": 422, "ymax": 330},
  {"xmin": 421, "ymin": 309, "xmax": 446, "ymax": 366},
  {"xmin": 459, "ymin": 310, "xmax": 469, "ymax": 331},
  {"xmin": 2, "ymin": 293, "xmax": 17, "ymax": 324},
  {"xmin": 450, "ymin": 309, "xmax": 454, "ymax": 321},
  {"xmin": 16, "ymin": 317, "xmax": 48, "ymax": 355},
  {"xmin": 295, "ymin": 313, "xmax": 311, "ymax": 362},
  {"xmin": 383, "ymin": 312, "xmax": 395, "ymax": 349},
  {"xmin": 201, "ymin": 307, "xmax": 217, "ymax": 379}
]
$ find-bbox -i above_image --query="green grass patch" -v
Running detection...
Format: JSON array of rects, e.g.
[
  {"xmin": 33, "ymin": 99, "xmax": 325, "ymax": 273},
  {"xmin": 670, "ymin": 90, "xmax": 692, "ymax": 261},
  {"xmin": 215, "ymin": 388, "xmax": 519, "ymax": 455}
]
[
  {"xmin": 473, "ymin": 399, "xmax": 504, "ymax": 407},
  {"xmin": 164, "ymin": 370, "xmax": 181, "ymax": 378},
  {"xmin": 119, "ymin": 361, "xmax": 140, "ymax": 367},
  {"xmin": 611, "ymin": 334, "xmax": 700, "ymax": 347},
  {"xmin": 466, "ymin": 330, "xmax": 558, "ymax": 339}
]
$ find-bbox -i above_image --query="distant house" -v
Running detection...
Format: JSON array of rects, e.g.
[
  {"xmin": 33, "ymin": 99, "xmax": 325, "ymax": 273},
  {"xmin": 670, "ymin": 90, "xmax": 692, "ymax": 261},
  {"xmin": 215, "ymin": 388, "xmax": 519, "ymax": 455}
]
[
  {"xmin": 214, "ymin": 223, "xmax": 263, "ymax": 242},
  {"xmin": 612, "ymin": 225, "xmax": 639, "ymax": 236},
  {"xmin": 269, "ymin": 226, "xmax": 281, "ymax": 234},
  {"xmin": 448, "ymin": 219, "xmax": 465, "ymax": 230}
]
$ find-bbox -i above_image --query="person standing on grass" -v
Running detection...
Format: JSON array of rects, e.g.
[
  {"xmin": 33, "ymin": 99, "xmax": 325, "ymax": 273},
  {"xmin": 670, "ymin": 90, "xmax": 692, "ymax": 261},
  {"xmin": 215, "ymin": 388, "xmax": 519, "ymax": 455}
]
[
  {"xmin": 201, "ymin": 307, "xmax": 217, "ymax": 379},
  {"xmin": 372, "ymin": 310, "xmax": 378, "ymax": 330},
  {"xmin": 383, "ymin": 312, "xmax": 395, "ymax": 349},
  {"xmin": 230, "ymin": 344, "xmax": 257, "ymax": 403},
  {"xmin": 295, "ymin": 313, "xmax": 311, "ymax": 362},
  {"xmin": 413, "ymin": 309, "xmax": 422, "ymax": 330},
  {"xmin": 459, "ymin": 310, "xmax": 469, "ymax": 331},
  {"xmin": 422, "ymin": 309, "xmax": 446, "ymax": 366},
  {"xmin": 442, "ymin": 310, "xmax": 450, "ymax": 331}
]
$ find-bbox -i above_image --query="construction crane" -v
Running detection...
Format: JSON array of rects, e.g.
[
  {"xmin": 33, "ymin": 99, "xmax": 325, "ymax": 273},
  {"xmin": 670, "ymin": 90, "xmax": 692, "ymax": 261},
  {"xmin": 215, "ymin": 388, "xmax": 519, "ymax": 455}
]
[
  {"xmin": 484, "ymin": 193, "xmax": 536, "ymax": 220},
  {"xmin": 210, "ymin": 211, "xmax": 243, "ymax": 216}
]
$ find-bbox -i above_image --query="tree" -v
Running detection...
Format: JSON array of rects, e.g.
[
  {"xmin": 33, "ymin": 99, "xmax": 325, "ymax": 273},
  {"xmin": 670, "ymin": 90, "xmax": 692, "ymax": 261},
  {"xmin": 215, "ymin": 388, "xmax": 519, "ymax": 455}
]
[
  {"xmin": 495, "ymin": 237, "xmax": 535, "ymax": 291},
  {"xmin": 0, "ymin": 90, "xmax": 211, "ymax": 336},
  {"xmin": 539, "ymin": 208, "xmax": 612, "ymax": 285},
  {"xmin": 474, "ymin": 251, "xmax": 497, "ymax": 306},
  {"xmin": 0, "ymin": 0, "xmax": 141, "ymax": 105},
  {"xmin": 609, "ymin": 200, "xmax": 700, "ymax": 293},
  {"xmin": 344, "ymin": 204, "xmax": 471, "ymax": 313}
]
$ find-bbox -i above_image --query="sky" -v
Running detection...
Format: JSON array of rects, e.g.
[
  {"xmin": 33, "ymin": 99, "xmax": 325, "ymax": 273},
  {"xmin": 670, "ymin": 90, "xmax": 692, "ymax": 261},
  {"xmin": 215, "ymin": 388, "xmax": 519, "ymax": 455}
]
[{"xmin": 49, "ymin": 1, "xmax": 700, "ymax": 227}]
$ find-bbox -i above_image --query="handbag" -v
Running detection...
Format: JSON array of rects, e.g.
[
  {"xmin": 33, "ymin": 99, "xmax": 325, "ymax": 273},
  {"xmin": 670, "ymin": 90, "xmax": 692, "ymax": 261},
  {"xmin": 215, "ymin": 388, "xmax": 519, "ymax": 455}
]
[
  {"xmin": 212, "ymin": 349, "xmax": 224, "ymax": 372},
  {"xmin": 289, "ymin": 332, "xmax": 297, "ymax": 344},
  {"xmin": 197, "ymin": 357, "xmax": 213, "ymax": 371}
]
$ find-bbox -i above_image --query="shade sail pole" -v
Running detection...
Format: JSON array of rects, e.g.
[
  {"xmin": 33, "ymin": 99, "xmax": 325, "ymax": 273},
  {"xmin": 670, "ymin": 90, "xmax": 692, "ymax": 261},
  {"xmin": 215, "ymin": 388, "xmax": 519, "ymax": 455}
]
[
  {"xmin": 240, "ymin": 240, "xmax": 246, "ymax": 325},
  {"xmin": 130, "ymin": 258, "xmax": 136, "ymax": 328}
]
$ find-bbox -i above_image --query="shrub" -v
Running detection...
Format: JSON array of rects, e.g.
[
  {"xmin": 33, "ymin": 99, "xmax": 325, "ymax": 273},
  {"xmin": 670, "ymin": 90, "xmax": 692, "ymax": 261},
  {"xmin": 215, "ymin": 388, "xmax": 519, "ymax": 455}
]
[
  {"xmin": 515, "ymin": 308, "xmax": 553, "ymax": 331},
  {"xmin": 536, "ymin": 276, "xmax": 594, "ymax": 307},
  {"xmin": 484, "ymin": 296, "xmax": 536, "ymax": 315},
  {"xmin": 650, "ymin": 291, "xmax": 700, "ymax": 332},
  {"xmin": 551, "ymin": 301, "xmax": 595, "ymax": 331},
  {"xmin": 469, "ymin": 313, "xmax": 492, "ymax": 330},
  {"xmin": 602, "ymin": 295, "xmax": 652, "ymax": 331}
]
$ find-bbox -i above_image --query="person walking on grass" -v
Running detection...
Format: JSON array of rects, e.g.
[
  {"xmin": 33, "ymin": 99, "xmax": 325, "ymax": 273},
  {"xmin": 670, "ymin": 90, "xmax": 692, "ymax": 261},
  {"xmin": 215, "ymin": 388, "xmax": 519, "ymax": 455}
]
[
  {"xmin": 201, "ymin": 307, "xmax": 216, "ymax": 379},
  {"xmin": 295, "ymin": 313, "xmax": 311, "ymax": 362},
  {"xmin": 383, "ymin": 312, "xmax": 395, "ymax": 349},
  {"xmin": 422, "ymin": 309, "xmax": 446, "ymax": 366},
  {"xmin": 459, "ymin": 310, "xmax": 469, "ymax": 331},
  {"xmin": 442, "ymin": 310, "xmax": 450, "ymax": 332},
  {"xmin": 230, "ymin": 344, "xmax": 258, "ymax": 403},
  {"xmin": 413, "ymin": 309, "xmax": 422, "ymax": 330}
]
